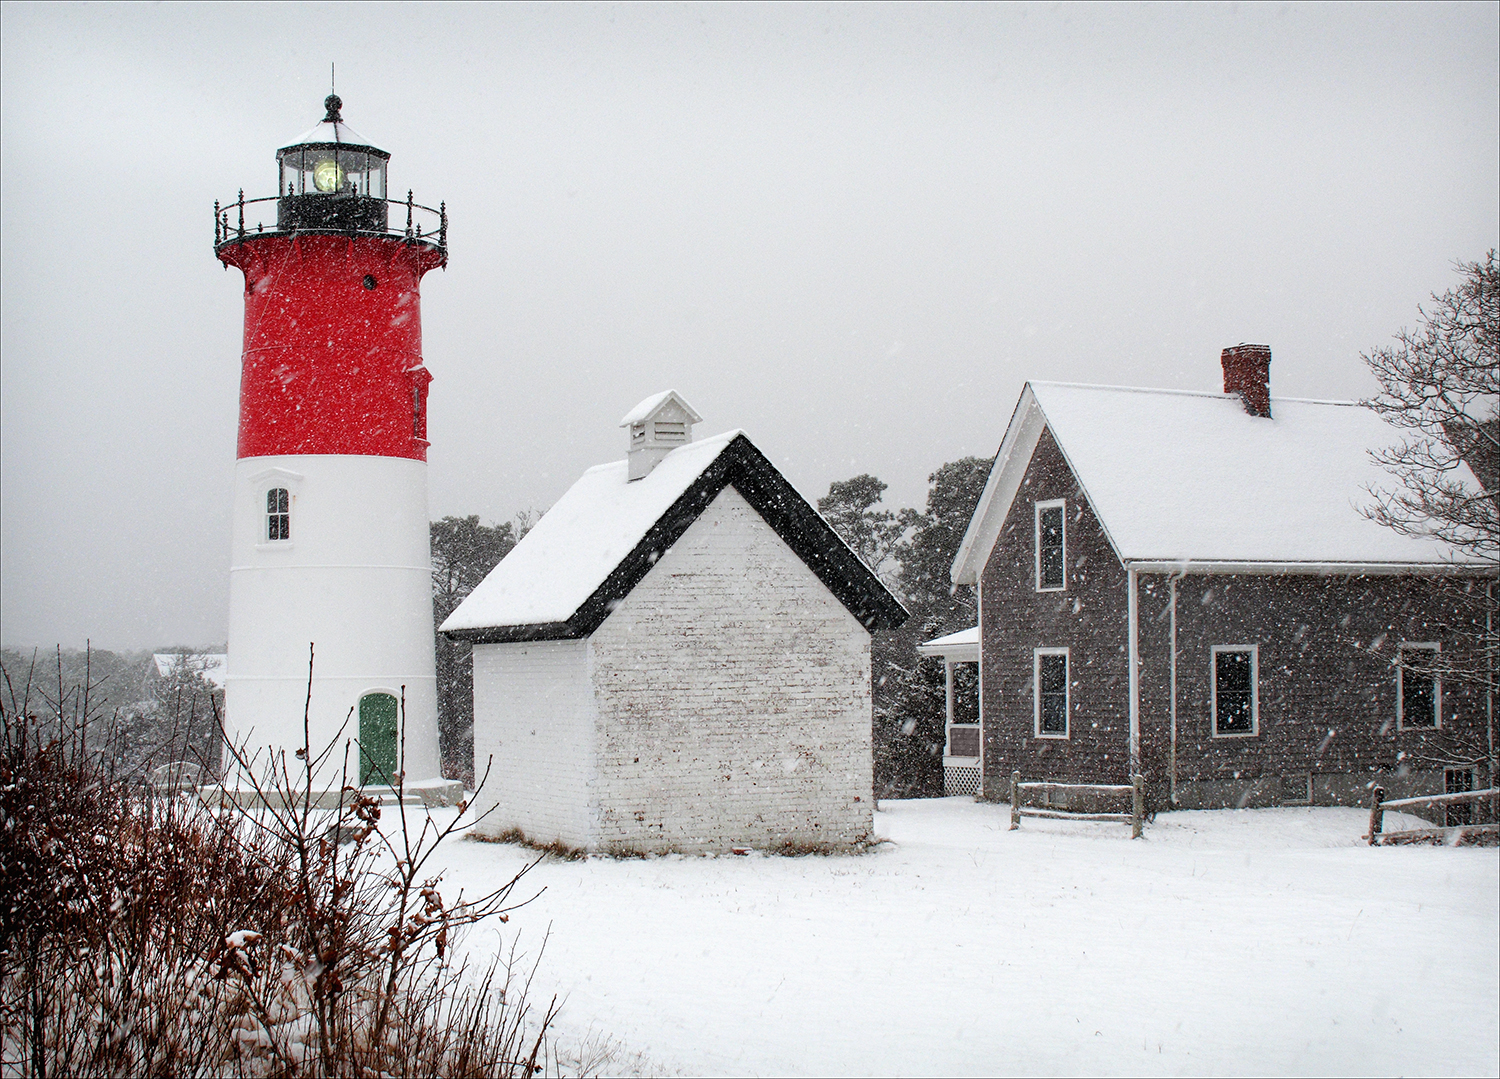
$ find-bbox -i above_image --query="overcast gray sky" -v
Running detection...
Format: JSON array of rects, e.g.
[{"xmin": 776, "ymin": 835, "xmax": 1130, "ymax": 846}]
[{"xmin": 2, "ymin": 2, "xmax": 1496, "ymax": 650}]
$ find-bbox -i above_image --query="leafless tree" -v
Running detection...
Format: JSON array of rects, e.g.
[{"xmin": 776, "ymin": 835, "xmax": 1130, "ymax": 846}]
[{"xmin": 1363, "ymin": 251, "xmax": 1498, "ymax": 792}]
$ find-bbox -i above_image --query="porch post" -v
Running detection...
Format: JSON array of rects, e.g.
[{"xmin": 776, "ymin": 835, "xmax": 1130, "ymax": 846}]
[{"xmin": 1127, "ymin": 566, "xmax": 1141, "ymax": 778}]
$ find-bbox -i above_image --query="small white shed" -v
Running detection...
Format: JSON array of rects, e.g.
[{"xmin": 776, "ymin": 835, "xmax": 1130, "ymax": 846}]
[{"xmin": 441, "ymin": 393, "xmax": 907, "ymax": 854}]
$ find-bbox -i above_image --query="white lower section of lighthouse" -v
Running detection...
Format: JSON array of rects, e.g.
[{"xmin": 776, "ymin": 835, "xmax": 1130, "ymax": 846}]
[{"xmin": 225, "ymin": 454, "xmax": 441, "ymax": 785}]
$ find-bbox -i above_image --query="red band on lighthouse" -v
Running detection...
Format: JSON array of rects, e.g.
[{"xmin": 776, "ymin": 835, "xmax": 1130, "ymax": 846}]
[{"xmin": 219, "ymin": 234, "xmax": 444, "ymax": 460}]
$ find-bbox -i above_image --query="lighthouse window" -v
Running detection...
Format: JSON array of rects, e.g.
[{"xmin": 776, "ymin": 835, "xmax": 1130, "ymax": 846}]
[{"xmin": 266, "ymin": 488, "xmax": 290, "ymax": 541}]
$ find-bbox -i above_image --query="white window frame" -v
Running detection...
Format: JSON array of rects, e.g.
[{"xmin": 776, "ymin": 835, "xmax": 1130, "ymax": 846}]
[
  {"xmin": 943, "ymin": 659, "xmax": 981, "ymax": 762},
  {"xmin": 1396, "ymin": 642, "xmax": 1441, "ymax": 731},
  {"xmin": 1034, "ymin": 499, "xmax": 1067, "ymax": 593},
  {"xmin": 265, "ymin": 486, "xmax": 292, "ymax": 543},
  {"xmin": 249, "ymin": 465, "xmax": 303, "ymax": 552},
  {"xmin": 1210, "ymin": 644, "xmax": 1258, "ymax": 738},
  {"xmin": 1033, "ymin": 647, "xmax": 1070, "ymax": 739}
]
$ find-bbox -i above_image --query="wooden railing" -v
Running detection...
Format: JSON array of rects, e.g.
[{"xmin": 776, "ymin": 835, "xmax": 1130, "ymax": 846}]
[
  {"xmin": 1009, "ymin": 771, "xmax": 1147, "ymax": 839},
  {"xmin": 1366, "ymin": 786, "xmax": 1500, "ymax": 846}
]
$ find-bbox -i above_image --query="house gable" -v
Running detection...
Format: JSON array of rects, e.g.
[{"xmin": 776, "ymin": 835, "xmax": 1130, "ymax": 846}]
[
  {"xmin": 587, "ymin": 485, "xmax": 873, "ymax": 853},
  {"xmin": 446, "ymin": 433, "xmax": 907, "ymax": 643},
  {"xmin": 978, "ymin": 426, "xmax": 1132, "ymax": 786},
  {"xmin": 954, "ymin": 381, "xmax": 1488, "ymax": 584}
]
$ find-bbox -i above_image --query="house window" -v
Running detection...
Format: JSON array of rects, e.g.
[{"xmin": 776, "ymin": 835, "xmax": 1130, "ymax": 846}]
[
  {"xmin": 1034, "ymin": 648, "xmax": 1069, "ymax": 737},
  {"xmin": 1212, "ymin": 646, "xmax": 1257, "ymax": 736},
  {"xmin": 266, "ymin": 488, "xmax": 290, "ymax": 541},
  {"xmin": 1444, "ymin": 767, "xmax": 1475, "ymax": 827},
  {"xmin": 1397, "ymin": 643, "xmax": 1440, "ymax": 729},
  {"xmin": 1035, "ymin": 500, "xmax": 1066, "ymax": 591}
]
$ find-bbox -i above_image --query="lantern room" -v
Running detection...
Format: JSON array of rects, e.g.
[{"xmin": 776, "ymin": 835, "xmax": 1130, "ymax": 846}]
[{"xmin": 275, "ymin": 94, "xmax": 390, "ymax": 233}]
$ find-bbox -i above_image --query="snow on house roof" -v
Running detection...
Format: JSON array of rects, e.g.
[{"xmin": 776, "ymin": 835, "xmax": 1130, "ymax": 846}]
[
  {"xmin": 953, "ymin": 381, "xmax": 1491, "ymax": 585},
  {"xmin": 619, "ymin": 389, "xmax": 702, "ymax": 426},
  {"xmin": 152, "ymin": 653, "xmax": 227, "ymax": 689},
  {"xmin": 916, "ymin": 627, "xmax": 979, "ymax": 660},
  {"xmin": 443, "ymin": 431, "xmax": 907, "ymax": 642}
]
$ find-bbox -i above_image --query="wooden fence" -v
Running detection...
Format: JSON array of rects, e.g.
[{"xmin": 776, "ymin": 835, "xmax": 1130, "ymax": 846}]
[
  {"xmin": 1366, "ymin": 786, "xmax": 1500, "ymax": 846},
  {"xmin": 1009, "ymin": 771, "xmax": 1147, "ymax": 839}
]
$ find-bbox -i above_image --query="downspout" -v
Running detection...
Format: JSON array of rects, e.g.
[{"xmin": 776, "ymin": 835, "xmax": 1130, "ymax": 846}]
[
  {"xmin": 1169, "ymin": 574, "xmax": 1179, "ymax": 806},
  {"xmin": 976, "ymin": 581, "xmax": 986, "ymax": 795},
  {"xmin": 1127, "ymin": 566, "xmax": 1140, "ymax": 779}
]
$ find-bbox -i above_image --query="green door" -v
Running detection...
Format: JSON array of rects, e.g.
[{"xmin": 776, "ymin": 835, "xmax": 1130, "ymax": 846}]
[{"xmin": 359, "ymin": 692, "xmax": 399, "ymax": 786}]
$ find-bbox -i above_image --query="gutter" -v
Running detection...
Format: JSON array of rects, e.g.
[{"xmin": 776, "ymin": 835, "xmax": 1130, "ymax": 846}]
[{"xmin": 1125, "ymin": 560, "xmax": 1492, "ymax": 577}]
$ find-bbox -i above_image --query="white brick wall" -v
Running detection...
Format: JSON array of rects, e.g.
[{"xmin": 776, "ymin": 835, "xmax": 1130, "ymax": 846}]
[
  {"xmin": 470, "ymin": 639, "xmax": 596, "ymax": 847},
  {"xmin": 589, "ymin": 486, "xmax": 874, "ymax": 854}
]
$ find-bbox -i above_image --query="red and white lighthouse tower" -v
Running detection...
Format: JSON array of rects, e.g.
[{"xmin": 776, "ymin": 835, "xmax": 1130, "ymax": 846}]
[{"xmin": 214, "ymin": 95, "xmax": 444, "ymax": 785}]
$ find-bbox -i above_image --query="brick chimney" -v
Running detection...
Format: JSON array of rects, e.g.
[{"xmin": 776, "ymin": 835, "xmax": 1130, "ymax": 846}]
[{"xmin": 1221, "ymin": 344, "xmax": 1272, "ymax": 418}]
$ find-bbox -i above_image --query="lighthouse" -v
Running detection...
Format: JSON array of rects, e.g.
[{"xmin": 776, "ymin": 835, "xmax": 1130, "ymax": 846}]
[{"xmin": 214, "ymin": 95, "xmax": 444, "ymax": 787}]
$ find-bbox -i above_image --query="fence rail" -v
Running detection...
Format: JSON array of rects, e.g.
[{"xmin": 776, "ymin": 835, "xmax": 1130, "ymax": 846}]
[
  {"xmin": 1010, "ymin": 771, "xmax": 1147, "ymax": 839},
  {"xmin": 1366, "ymin": 786, "xmax": 1500, "ymax": 846}
]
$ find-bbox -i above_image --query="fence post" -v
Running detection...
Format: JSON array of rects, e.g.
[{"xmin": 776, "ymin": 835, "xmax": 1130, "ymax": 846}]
[
  {"xmin": 1131, "ymin": 774, "xmax": 1145, "ymax": 839},
  {"xmin": 1367, "ymin": 786, "xmax": 1386, "ymax": 846},
  {"xmin": 1010, "ymin": 771, "xmax": 1021, "ymax": 831}
]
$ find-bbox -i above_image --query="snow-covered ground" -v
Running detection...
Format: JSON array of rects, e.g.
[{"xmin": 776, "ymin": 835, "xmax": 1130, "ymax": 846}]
[{"xmin": 431, "ymin": 798, "xmax": 1499, "ymax": 1077}]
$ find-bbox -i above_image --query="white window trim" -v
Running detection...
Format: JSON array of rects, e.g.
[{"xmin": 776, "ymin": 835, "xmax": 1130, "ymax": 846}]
[
  {"xmin": 1210, "ymin": 644, "xmax": 1259, "ymax": 739},
  {"xmin": 263, "ymin": 485, "xmax": 294, "ymax": 545},
  {"xmin": 1034, "ymin": 499, "xmax": 1067, "ymax": 593},
  {"xmin": 250, "ymin": 466, "xmax": 304, "ymax": 552},
  {"xmin": 944, "ymin": 658, "xmax": 981, "ymax": 760},
  {"xmin": 1033, "ymin": 647, "xmax": 1070, "ymax": 739},
  {"xmin": 1396, "ymin": 642, "xmax": 1442, "ymax": 731}
]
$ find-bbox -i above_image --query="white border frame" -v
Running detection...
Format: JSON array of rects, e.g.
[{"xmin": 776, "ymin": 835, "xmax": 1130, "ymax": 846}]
[
  {"xmin": 1210, "ymin": 644, "xmax": 1258, "ymax": 738},
  {"xmin": 1396, "ymin": 642, "xmax": 1442, "ymax": 731},
  {"xmin": 1033, "ymin": 647, "xmax": 1070, "ymax": 739},
  {"xmin": 1034, "ymin": 499, "xmax": 1067, "ymax": 593}
]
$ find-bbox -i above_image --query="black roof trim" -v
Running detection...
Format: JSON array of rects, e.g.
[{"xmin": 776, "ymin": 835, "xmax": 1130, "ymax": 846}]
[
  {"xmin": 444, "ymin": 434, "xmax": 908, "ymax": 644},
  {"xmin": 450, "ymin": 621, "xmax": 584, "ymax": 645}
]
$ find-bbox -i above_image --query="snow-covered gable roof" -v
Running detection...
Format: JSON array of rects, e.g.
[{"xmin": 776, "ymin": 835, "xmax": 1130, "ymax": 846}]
[
  {"xmin": 953, "ymin": 381, "xmax": 1490, "ymax": 585},
  {"xmin": 442, "ymin": 431, "xmax": 907, "ymax": 642}
]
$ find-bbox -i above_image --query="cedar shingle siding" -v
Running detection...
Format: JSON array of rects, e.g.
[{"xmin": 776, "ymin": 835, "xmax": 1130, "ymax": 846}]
[{"xmin": 981, "ymin": 426, "xmax": 1491, "ymax": 811}]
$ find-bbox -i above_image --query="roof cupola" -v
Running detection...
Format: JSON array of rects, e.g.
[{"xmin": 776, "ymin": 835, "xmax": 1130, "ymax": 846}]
[{"xmin": 620, "ymin": 390, "xmax": 703, "ymax": 481}]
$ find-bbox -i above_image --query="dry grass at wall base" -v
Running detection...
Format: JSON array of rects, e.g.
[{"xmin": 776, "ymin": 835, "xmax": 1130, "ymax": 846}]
[{"xmin": 0, "ymin": 650, "xmax": 619, "ymax": 1078}]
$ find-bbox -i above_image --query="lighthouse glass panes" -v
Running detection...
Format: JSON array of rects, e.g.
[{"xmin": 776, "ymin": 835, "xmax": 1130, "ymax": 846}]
[
  {"xmin": 266, "ymin": 488, "xmax": 290, "ymax": 541},
  {"xmin": 280, "ymin": 148, "xmax": 386, "ymax": 199}
]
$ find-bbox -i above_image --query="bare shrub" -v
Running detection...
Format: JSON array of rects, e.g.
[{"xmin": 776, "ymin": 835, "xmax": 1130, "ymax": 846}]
[{"xmin": 0, "ymin": 649, "xmax": 572, "ymax": 1077}]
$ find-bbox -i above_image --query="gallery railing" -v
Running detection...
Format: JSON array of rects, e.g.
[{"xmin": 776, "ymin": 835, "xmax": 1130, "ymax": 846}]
[{"xmin": 214, "ymin": 189, "xmax": 447, "ymax": 261}]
